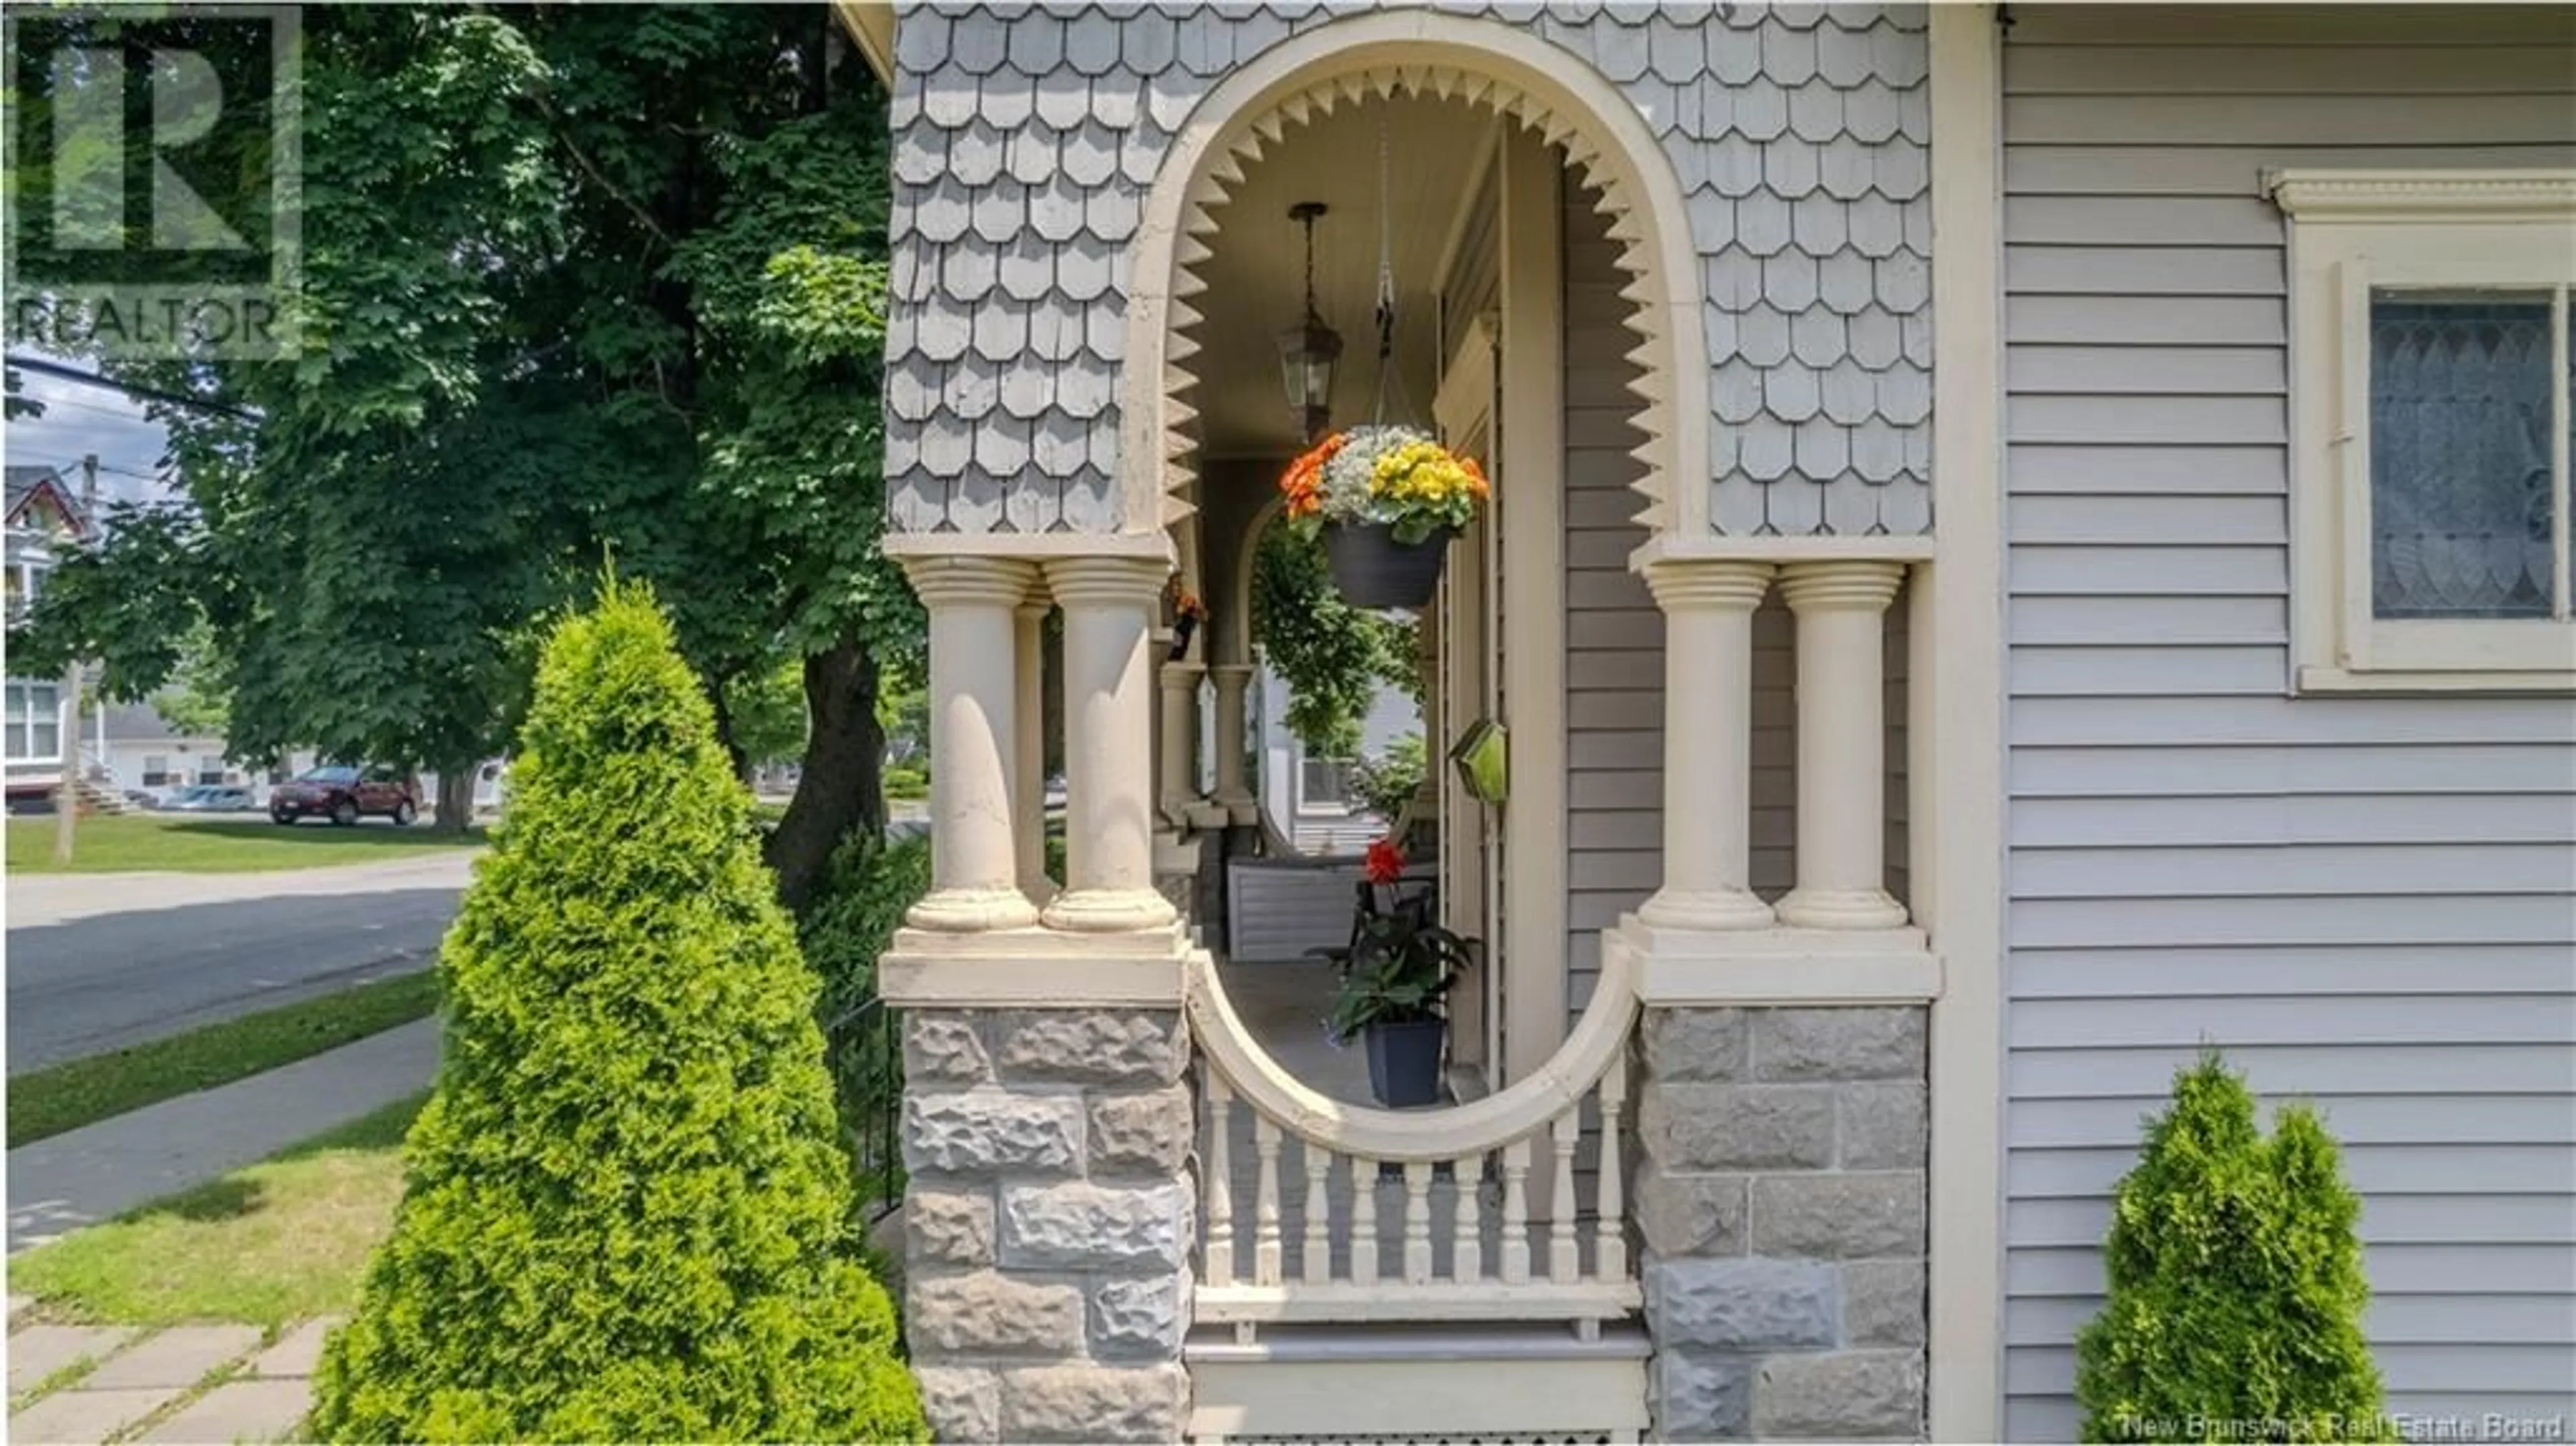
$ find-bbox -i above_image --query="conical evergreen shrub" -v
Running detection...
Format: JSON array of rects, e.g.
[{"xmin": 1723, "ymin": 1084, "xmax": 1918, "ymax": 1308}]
[
  {"xmin": 311, "ymin": 584, "xmax": 926, "ymax": 1443},
  {"xmin": 2076, "ymin": 1053, "xmax": 2390, "ymax": 1443}
]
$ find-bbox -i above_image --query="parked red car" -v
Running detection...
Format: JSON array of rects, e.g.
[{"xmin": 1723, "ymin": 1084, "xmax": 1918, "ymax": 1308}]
[{"xmin": 270, "ymin": 765, "xmax": 418, "ymax": 827}]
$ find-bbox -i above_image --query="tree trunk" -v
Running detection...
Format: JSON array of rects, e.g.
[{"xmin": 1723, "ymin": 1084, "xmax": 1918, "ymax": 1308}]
[
  {"xmin": 765, "ymin": 634, "xmax": 885, "ymax": 916},
  {"xmin": 433, "ymin": 763, "xmax": 478, "ymax": 835}
]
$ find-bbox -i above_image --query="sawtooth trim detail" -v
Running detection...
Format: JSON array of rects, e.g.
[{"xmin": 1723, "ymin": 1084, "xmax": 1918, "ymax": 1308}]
[{"xmin": 1120, "ymin": 11, "xmax": 1708, "ymax": 541}]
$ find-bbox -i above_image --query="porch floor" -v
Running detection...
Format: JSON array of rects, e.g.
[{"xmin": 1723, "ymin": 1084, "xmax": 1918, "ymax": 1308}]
[{"xmin": 1211, "ymin": 956, "xmax": 1375, "ymax": 1107}]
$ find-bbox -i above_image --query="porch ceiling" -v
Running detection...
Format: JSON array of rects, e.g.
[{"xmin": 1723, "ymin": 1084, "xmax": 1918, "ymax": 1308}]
[{"xmin": 1191, "ymin": 94, "xmax": 1497, "ymax": 464}]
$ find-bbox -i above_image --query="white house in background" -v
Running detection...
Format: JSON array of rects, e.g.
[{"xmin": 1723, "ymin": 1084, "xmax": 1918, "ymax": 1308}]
[
  {"xmin": 1254, "ymin": 665, "xmax": 1416, "ymax": 854},
  {"xmin": 5, "ymin": 463, "xmax": 93, "ymax": 805},
  {"xmin": 86, "ymin": 701, "xmax": 327, "ymax": 805}
]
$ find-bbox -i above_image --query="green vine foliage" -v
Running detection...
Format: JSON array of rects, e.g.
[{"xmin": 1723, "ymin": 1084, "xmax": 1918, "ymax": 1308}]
[
  {"xmin": 2074, "ymin": 1053, "xmax": 2392, "ymax": 1444},
  {"xmin": 1251, "ymin": 526, "xmax": 1418, "ymax": 757},
  {"xmin": 310, "ymin": 583, "xmax": 924, "ymax": 1444}
]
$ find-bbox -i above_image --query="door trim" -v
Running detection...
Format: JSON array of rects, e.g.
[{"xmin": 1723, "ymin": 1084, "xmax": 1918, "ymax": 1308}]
[{"xmin": 1497, "ymin": 129, "xmax": 1566, "ymax": 1092}]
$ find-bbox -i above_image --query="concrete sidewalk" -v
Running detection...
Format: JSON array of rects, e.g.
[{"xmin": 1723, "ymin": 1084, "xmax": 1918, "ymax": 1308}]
[
  {"xmin": 6, "ymin": 850, "xmax": 480, "ymax": 930},
  {"xmin": 7, "ymin": 1019, "xmax": 441, "ymax": 1255},
  {"xmin": 7, "ymin": 1304, "xmax": 333, "ymax": 1445}
]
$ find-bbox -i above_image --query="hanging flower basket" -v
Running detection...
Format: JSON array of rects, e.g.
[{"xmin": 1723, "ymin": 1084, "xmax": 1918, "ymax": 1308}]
[
  {"xmin": 1279, "ymin": 425, "xmax": 1487, "ymax": 610},
  {"xmin": 1324, "ymin": 520, "xmax": 1454, "ymax": 609}
]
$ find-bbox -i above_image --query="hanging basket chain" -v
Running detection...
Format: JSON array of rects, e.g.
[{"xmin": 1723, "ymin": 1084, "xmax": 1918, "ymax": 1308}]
[{"xmin": 1370, "ymin": 114, "xmax": 1417, "ymax": 428}]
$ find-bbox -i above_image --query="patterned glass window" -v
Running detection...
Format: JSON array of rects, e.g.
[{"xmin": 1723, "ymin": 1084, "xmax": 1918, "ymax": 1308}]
[
  {"xmin": 2275, "ymin": 170, "xmax": 2575, "ymax": 689},
  {"xmin": 2368, "ymin": 294, "xmax": 2560, "ymax": 619}
]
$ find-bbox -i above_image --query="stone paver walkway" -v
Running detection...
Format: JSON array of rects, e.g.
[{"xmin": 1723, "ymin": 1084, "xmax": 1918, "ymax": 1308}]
[
  {"xmin": 4, "ymin": 1315, "xmax": 337, "ymax": 1445},
  {"xmin": 8, "ymin": 1020, "xmax": 440, "ymax": 1255}
]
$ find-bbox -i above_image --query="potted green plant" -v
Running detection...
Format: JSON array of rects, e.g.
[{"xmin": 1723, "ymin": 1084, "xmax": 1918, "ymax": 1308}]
[{"xmin": 1324, "ymin": 840, "xmax": 1473, "ymax": 1107}]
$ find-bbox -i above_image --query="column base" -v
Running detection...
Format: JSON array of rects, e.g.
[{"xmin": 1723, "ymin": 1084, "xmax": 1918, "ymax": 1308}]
[
  {"xmin": 1636, "ymin": 887, "xmax": 1776, "ymax": 932},
  {"xmin": 1214, "ymin": 791, "xmax": 1258, "ymax": 827},
  {"xmin": 1042, "ymin": 887, "xmax": 1180, "ymax": 934},
  {"xmin": 1774, "ymin": 887, "xmax": 1910, "ymax": 931},
  {"xmin": 907, "ymin": 887, "xmax": 1042, "ymax": 932}
]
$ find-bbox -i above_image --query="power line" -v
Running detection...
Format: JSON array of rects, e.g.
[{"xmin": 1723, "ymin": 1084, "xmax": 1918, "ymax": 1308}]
[
  {"xmin": 9, "ymin": 449, "xmax": 169, "ymax": 486},
  {"xmin": 13, "ymin": 392, "xmax": 164, "ymax": 424},
  {"xmin": 3, "ymin": 353, "xmax": 257, "ymax": 422}
]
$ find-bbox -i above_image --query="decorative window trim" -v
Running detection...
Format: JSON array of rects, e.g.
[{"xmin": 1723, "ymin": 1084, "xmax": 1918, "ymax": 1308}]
[{"xmin": 2273, "ymin": 168, "xmax": 2576, "ymax": 693}]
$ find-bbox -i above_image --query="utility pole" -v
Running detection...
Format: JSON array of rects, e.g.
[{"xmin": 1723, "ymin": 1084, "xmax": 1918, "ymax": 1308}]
[{"xmin": 51, "ymin": 454, "xmax": 100, "ymax": 863}]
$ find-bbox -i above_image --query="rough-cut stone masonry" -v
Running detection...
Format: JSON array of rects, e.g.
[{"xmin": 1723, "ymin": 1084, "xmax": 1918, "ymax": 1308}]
[
  {"xmin": 1636, "ymin": 1005, "xmax": 1929, "ymax": 1441},
  {"xmin": 901, "ymin": 1007, "xmax": 1197, "ymax": 1444}
]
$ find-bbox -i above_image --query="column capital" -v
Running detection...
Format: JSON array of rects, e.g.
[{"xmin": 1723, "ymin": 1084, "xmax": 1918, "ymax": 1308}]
[
  {"xmin": 1159, "ymin": 659, "xmax": 1205, "ymax": 688},
  {"xmin": 1776, "ymin": 558, "xmax": 1906, "ymax": 614},
  {"xmin": 1643, "ymin": 556, "xmax": 1776, "ymax": 613},
  {"xmin": 1210, "ymin": 662, "xmax": 1256, "ymax": 684},
  {"xmin": 902, "ymin": 554, "xmax": 1040, "ymax": 610},
  {"xmin": 1042, "ymin": 554, "xmax": 1172, "ymax": 608},
  {"xmin": 1015, "ymin": 577, "xmax": 1053, "ymax": 618}
]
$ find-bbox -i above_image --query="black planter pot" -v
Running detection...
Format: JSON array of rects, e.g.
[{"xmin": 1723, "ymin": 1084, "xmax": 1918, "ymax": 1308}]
[
  {"xmin": 1324, "ymin": 521, "xmax": 1456, "ymax": 610},
  {"xmin": 1363, "ymin": 1017, "xmax": 1447, "ymax": 1108}
]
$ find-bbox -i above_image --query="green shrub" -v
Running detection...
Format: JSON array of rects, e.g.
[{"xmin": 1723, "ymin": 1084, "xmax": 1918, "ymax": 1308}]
[
  {"xmin": 881, "ymin": 763, "xmax": 928, "ymax": 801},
  {"xmin": 2076, "ymin": 1053, "xmax": 2390, "ymax": 1444},
  {"xmin": 309, "ymin": 584, "xmax": 925, "ymax": 1445},
  {"xmin": 1349, "ymin": 733, "xmax": 1426, "ymax": 824}
]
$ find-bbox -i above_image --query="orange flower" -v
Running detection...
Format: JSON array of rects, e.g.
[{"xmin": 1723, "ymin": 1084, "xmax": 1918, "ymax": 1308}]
[
  {"xmin": 1279, "ymin": 431, "xmax": 1347, "ymax": 518},
  {"xmin": 1460, "ymin": 456, "xmax": 1490, "ymax": 498}
]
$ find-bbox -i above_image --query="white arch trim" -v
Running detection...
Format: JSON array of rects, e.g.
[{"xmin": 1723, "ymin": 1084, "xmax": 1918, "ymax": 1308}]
[
  {"xmin": 1185, "ymin": 929, "xmax": 1639, "ymax": 1163},
  {"xmin": 1120, "ymin": 10, "xmax": 1710, "ymax": 541}
]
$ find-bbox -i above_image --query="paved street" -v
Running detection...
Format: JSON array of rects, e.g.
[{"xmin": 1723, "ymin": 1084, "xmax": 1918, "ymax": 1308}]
[{"xmin": 5, "ymin": 852, "xmax": 477, "ymax": 1071}]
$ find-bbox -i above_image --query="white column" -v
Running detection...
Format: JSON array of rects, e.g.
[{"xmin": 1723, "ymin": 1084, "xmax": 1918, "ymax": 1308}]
[
  {"xmin": 1638, "ymin": 558, "xmax": 1777, "ymax": 931},
  {"xmin": 1041, "ymin": 555, "xmax": 1179, "ymax": 933},
  {"xmin": 1013, "ymin": 588, "xmax": 1055, "ymax": 905},
  {"xmin": 1210, "ymin": 664, "xmax": 1255, "ymax": 822},
  {"xmin": 1158, "ymin": 659, "xmax": 1203, "ymax": 824},
  {"xmin": 902, "ymin": 556, "xmax": 1040, "ymax": 932},
  {"xmin": 1775, "ymin": 559, "xmax": 1909, "ymax": 930}
]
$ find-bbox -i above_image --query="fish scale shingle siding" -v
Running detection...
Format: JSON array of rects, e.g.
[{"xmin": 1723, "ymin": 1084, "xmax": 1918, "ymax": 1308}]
[
  {"xmin": 882, "ymin": 0, "xmax": 1933, "ymax": 537},
  {"xmin": 1999, "ymin": 7, "xmax": 2576, "ymax": 1439}
]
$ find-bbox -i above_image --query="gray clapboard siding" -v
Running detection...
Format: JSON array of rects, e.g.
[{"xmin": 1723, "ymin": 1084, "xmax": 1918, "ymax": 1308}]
[{"xmin": 2001, "ymin": 8, "xmax": 2576, "ymax": 1437}]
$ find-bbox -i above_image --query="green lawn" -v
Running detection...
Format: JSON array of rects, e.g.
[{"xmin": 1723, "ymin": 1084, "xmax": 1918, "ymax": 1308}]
[
  {"xmin": 7, "ymin": 815, "xmax": 484, "ymax": 875},
  {"xmin": 12, "ymin": 1093, "xmax": 426, "ymax": 1328},
  {"xmin": 8, "ymin": 972, "xmax": 444, "ymax": 1146}
]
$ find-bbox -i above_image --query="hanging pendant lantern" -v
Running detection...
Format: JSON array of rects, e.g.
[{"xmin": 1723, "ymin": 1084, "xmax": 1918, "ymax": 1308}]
[{"xmin": 1277, "ymin": 201, "xmax": 1342, "ymax": 445}]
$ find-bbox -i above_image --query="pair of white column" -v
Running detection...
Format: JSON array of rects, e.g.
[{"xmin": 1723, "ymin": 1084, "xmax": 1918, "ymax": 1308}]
[
  {"xmin": 902, "ymin": 554, "xmax": 1177, "ymax": 935},
  {"xmin": 1638, "ymin": 557, "xmax": 1908, "ymax": 934}
]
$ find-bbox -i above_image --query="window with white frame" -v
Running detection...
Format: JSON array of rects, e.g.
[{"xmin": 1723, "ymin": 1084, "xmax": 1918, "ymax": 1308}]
[
  {"xmin": 5, "ymin": 682, "xmax": 62, "ymax": 763},
  {"xmin": 2274, "ymin": 169, "xmax": 2576, "ymax": 691},
  {"xmin": 143, "ymin": 755, "xmax": 173, "ymax": 787}
]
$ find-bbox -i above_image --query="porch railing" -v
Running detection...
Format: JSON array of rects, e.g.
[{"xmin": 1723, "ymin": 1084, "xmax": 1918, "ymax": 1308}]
[
  {"xmin": 822, "ymin": 993, "xmax": 903, "ymax": 1224},
  {"xmin": 1185, "ymin": 944, "xmax": 1642, "ymax": 1341}
]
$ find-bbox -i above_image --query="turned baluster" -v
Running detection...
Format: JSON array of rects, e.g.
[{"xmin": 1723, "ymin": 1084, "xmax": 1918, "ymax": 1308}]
[
  {"xmin": 1303, "ymin": 1144, "xmax": 1332, "ymax": 1284},
  {"xmin": 1403, "ymin": 1161, "xmax": 1434, "ymax": 1285},
  {"xmin": 1549, "ymin": 1110, "xmax": 1580, "ymax": 1284},
  {"xmin": 1499, "ymin": 1138, "xmax": 1532, "ymax": 1285},
  {"xmin": 1452, "ymin": 1151, "xmax": 1483, "ymax": 1284},
  {"xmin": 1253, "ymin": 1115, "xmax": 1283, "ymax": 1286},
  {"xmin": 1595, "ymin": 1050, "xmax": 1629, "ymax": 1280},
  {"xmin": 1350, "ymin": 1158, "xmax": 1381, "ymax": 1286},
  {"xmin": 1203, "ymin": 1072, "xmax": 1234, "ymax": 1288}
]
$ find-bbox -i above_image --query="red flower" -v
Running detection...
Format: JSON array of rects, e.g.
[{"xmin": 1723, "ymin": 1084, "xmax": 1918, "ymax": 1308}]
[{"xmin": 1364, "ymin": 836, "xmax": 1405, "ymax": 885}]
